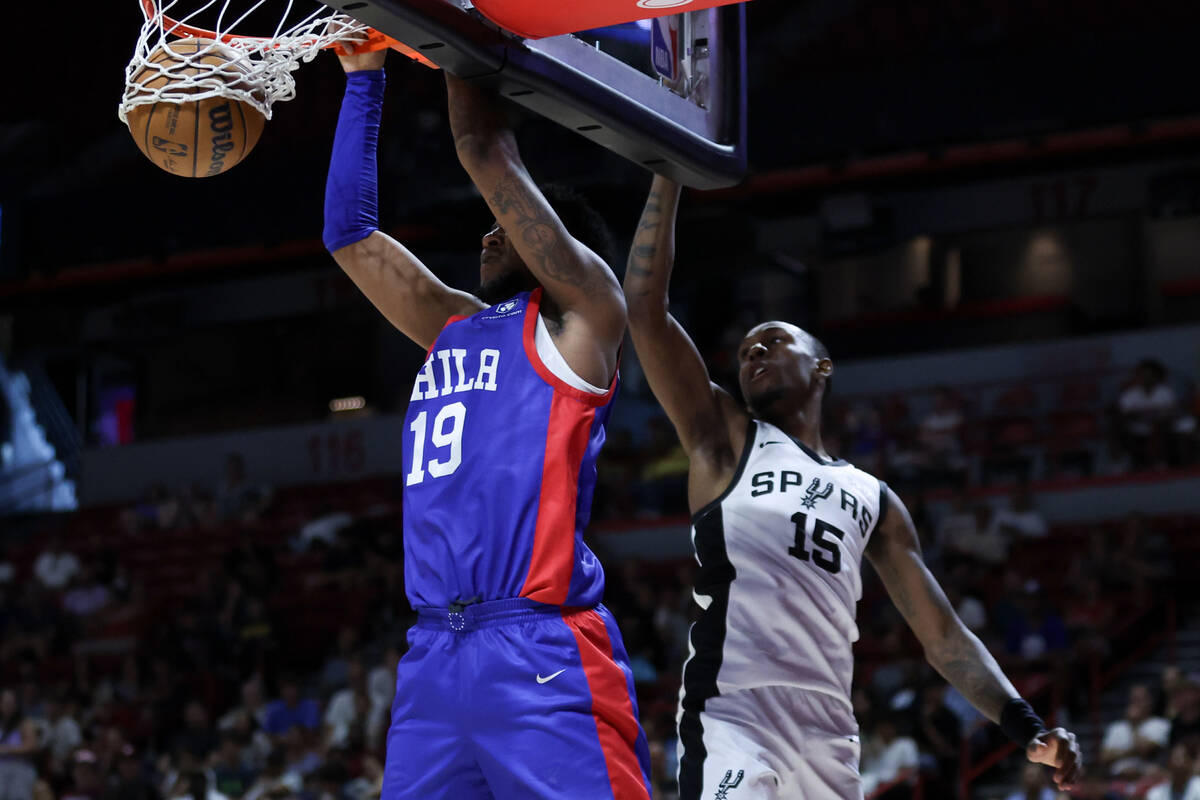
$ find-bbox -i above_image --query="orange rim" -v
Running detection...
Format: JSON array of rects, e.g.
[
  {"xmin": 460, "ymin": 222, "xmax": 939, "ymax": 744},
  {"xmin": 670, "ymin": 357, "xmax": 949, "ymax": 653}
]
[{"xmin": 139, "ymin": 0, "xmax": 438, "ymax": 67}]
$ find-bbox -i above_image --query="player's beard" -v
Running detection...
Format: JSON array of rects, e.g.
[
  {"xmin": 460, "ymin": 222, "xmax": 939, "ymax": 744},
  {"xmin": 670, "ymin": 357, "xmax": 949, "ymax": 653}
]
[
  {"xmin": 474, "ymin": 269, "xmax": 534, "ymax": 306},
  {"xmin": 747, "ymin": 385, "xmax": 788, "ymax": 418}
]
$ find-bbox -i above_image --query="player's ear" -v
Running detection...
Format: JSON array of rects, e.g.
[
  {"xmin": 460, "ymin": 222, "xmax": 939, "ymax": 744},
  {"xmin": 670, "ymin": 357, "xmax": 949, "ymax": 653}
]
[{"xmin": 816, "ymin": 358, "xmax": 833, "ymax": 377}]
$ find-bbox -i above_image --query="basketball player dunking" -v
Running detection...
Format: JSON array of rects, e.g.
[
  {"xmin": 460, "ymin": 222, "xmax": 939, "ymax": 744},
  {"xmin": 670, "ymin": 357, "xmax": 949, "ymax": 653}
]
[
  {"xmin": 322, "ymin": 47, "xmax": 651, "ymax": 799},
  {"xmin": 623, "ymin": 175, "xmax": 1082, "ymax": 800}
]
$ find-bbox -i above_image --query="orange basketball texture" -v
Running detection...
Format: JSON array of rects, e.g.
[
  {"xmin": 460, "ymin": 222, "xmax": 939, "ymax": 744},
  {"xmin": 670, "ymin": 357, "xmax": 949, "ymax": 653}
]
[{"xmin": 125, "ymin": 38, "xmax": 266, "ymax": 178}]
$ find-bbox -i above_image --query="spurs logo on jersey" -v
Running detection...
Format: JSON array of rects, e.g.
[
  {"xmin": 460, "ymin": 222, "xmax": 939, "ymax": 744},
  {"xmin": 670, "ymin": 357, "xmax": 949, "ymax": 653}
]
[
  {"xmin": 682, "ymin": 419, "xmax": 888, "ymax": 715},
  {"xmin": 714, "ymin": 770, "xmax": 744, "ymax": 799}
]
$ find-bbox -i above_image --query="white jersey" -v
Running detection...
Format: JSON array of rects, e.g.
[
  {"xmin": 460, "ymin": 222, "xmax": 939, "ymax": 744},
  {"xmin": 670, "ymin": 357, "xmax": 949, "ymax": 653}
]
[{"xmin": 681, "ymin": 418, "xmax": 888, "ymax": 716}]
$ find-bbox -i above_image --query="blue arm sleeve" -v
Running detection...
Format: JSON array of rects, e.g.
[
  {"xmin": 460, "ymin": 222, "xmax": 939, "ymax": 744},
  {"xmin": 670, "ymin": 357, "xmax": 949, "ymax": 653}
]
[{"xmin": 323, "ymin": 69, "xmax": 386, "ymax": 253}]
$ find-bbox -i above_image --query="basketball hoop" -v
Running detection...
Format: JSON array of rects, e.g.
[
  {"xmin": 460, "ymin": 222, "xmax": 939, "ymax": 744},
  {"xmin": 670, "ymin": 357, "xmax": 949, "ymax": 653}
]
[{"xmin": 118, "ymin": 0, "xmax": 433, "ymax": 125}]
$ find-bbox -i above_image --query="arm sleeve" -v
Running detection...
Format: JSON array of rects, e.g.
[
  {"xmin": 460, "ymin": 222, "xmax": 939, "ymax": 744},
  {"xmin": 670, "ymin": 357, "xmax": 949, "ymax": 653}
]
[{"xmin": 323, "ymin": 69, "xmax": 386, "ymax": 252}]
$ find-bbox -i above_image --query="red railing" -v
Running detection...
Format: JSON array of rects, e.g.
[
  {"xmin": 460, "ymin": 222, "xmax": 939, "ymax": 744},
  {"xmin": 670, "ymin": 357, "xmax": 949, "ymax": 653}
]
[
  {"xmin": 958, "ymin": 597, "xmax": 1177, "ymax": 799},
  {"xmin": 866, "ymin": 770, "xmax": 924, "ymax": 800}
]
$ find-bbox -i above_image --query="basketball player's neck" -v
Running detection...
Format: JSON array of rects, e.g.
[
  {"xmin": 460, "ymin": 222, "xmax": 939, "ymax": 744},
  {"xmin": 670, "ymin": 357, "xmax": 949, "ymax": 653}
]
[{"xmin": 758, "ymin": 395, "xmax": 828, "ymax": 459}]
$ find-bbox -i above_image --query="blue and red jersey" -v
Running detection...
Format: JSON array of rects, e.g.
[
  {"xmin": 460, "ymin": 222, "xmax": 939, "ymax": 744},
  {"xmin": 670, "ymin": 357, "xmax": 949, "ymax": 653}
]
[{"xmin": 401, "ymin": 288, "xmax": 615, "ymax": 610}]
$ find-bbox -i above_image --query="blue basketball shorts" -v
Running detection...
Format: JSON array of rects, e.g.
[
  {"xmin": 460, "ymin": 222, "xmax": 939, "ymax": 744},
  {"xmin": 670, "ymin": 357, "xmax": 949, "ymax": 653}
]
[{"xmin": 381, "ymin": 598, "xmax": 653, "ymax": 800}]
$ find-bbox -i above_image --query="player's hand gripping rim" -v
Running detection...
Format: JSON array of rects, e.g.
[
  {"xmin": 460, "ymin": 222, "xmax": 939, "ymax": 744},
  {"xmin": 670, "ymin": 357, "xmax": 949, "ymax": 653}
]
[{"xmin": 327, "ymin": 22, "xmax": 385, "ymax": 72}]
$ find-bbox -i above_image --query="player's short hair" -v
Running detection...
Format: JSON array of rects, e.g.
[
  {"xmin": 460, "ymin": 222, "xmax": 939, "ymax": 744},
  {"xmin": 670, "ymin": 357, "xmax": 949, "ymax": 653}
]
[
  {"xmin": 805, "ymin": 330, "xmax": 831, "ymax": 364},
  {"xmin": 540, "ymin": 183, "xmax": 617, "ymax": 271},
  {"xmin": 798, "ymin": 328, "xmax": 832, "ymax": 398}
]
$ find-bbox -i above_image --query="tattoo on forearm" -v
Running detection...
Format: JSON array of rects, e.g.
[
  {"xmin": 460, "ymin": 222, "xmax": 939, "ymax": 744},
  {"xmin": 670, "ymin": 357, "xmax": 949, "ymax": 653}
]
[
  {"xmin": 489, "ymin": 174, "xmax": 595, "ymax": 290},
  {"xmin": 932, "ymin": 628, "xmax": 1012, "ymax": 722},
  {"xmin": 873, "ymin": 543, "xmax": 1012, "ymax": 723},
  {"xmin": 626, "ymin": 189, "xmax": 664, "ymax": 285}
]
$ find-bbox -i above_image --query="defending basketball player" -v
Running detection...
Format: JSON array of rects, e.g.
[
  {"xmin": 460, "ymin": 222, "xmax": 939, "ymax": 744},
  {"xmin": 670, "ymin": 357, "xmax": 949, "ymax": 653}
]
[
  {"xmin": 623, "ymin": 175, "xmax": 1082, "ymax": 800},
  {"xmin": 321, "ymin": 46, "xmax": 651, "ymax": 799}
]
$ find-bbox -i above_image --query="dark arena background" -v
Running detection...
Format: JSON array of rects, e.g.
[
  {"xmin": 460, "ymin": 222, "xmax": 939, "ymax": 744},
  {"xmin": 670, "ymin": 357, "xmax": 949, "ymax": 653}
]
[{"xmin": 2, "ymin": 1, "xmax": 1200, "ymax": 799}]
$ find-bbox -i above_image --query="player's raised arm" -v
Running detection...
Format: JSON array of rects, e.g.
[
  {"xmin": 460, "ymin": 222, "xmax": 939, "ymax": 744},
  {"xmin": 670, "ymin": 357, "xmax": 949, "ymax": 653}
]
[
  {"xmin": 324, "ymin": 48, "xmax": 484, "ymax": 350},
  {"xmin": 623, "ymin": 175, "xmax": 744, "ymax": 465},
  {"xmin": 865, "ymin": 487, "xmax": 1083, "ymax": 790},
  {"xmin": 443, "ymin": 73, "xmax": 624, "ymax": 387}
]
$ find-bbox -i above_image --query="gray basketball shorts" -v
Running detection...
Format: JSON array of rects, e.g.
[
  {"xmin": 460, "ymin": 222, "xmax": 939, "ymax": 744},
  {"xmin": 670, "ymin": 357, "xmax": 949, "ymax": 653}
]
[{"xmin": 677, "ymin": 685, "xmax": 863, "ymax": 800}]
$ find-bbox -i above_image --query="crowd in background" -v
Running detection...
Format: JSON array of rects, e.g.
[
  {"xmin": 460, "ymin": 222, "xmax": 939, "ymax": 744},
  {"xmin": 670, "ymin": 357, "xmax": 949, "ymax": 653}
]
[
  {"xmin": 0, "ymin": 354, "xmax": 1197, "ymax": 800},
  {"xmin": 593, "ymin": 355, "xmax": 1199, "ymax": 524}
]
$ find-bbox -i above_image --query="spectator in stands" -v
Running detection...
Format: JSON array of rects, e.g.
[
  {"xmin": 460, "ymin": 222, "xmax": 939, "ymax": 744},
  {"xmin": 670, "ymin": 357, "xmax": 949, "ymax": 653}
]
[
  {"xmin": 1005, "ymin": 762, "xmax": 1057, "ymax": 800},
  {"xmin": 0, "ymin": 688, "xmax": 38, "ymax": 800},
  {"xmin": 62, "ymin": 565, "xmax": 113, "ymax": 620},
  {"xmin": 1146, "ymin": 744, "xmax": 1200, "ymax": 800},
  {"xmin": 936, "ymin": 492, "xmax": 976, "ymax": 553},
  {"xmin": 842, "ymin": 400, "xmax": 886, "ymax": 474},
  {"xmin": 1101, "ymin": 684, "xmax": 1171, "ymax": 778},
  {"xmin": 295, "ymin": 503, "xmax": 354, "ymax": 552},
  {"xmin": 224, "ymin": 539, "xmax": 278, "ymax": 598},
  {"xmin": 884, "ymin": 427, "xmax": 925, "ymax": 491},
  {"xmin": 120, "ymin": 484, "xmax": 188, "ymax": 534},
  {"xmin": 172, "ymin": 701, "xmax": 219, "ymax": 763},
  {"xmin": 216, "ymin": 453, "xmax": 273, "ymax": 523},
  {"xmin": 939, "ymin": 495, "xmax": 1011, "ymax": 568},
  {"xmin": 917, "ymin": 387, "xmax": 967, "ymax": 484},
  {"xmin": 993, "ymin": 484, "xmax": 1049, "ymax": 539},
  {"xmin": 263, "ymin": 676, "xmax": 320, "ymax": 737},
  {"xmin": 343, "ymin": 754, "xmax": 385, "ymax": 800},
  {"xmin": 1002, "ymin": 581, "xmax": 1068, "ymax": 668},
  {"xmin": 233, "ymin": 597, "xmax": 276, "ymax": 676},
  {"xmin": 104, "ymin": 744, "xmax": 161, "ymax": 800},
  {"xmin": 317, "ymin": 626, "xmax": 361, "ymax": 694},
  {"xmin": 209, "ymin": 733, "xmax": 257, "ymax": 799},
  {"xmin": 279, "ymin": 727, "xmax": 321, "ymax": 778},
  {"xmin": 62, "ymin": 749, "xmax": 106, "ymax": 800},
  {"xmin": 33, "ymin": 532, "xmax": 80, "ymax": 591},
  {"xmin": 1114, "ymin": 513, "xmax": 1174, "ymax": 589},
  {"xmin": 914, "ymin": 684, "xmax": 961, "ymax": 793},
  {"xmin": 218, "ymin": 677, "xmax": 269, "ymax": 733},
  {"xmin": 860, "ymin": 712, "xmax": 919, "ymax": 797},
  {"xmin": 652, "ymin": 583, "xmax": 691, "ymax": 670},
  {"xmin": 1168, "ymin": 675, "xmax": 1200, "ymax": 754},
  {"xmin": 1067, "ymin": 527, "xmax": 1125, "ymax": 594},
  {"xmin": 168, "ymin": 770, "xmax": 224, "ymax": 800},
  {"xmin": 1064, "ymin": 575, "xmax": 1114, "ymax": 662},
  {"xmin": 943, "ymin": 565, "xmax": 988, "ymax": 634},
  {"xmin": 41, "ymin": 692, "xmax": 83, "ymax": 776},
  {"xmin": 220, "ymin": 709, "xmax": 272, "ymax": 774},
  {"xmin": 322, "ymin": 655, "xmax": 373, "ymax": 751},
  {"xmin": 182, "ymin": 483, "xmax": 219, "ymax": 530},
  {"xmin": 242, "ymin": 748, "xmax": 302, "ymax": 800},
  {"xmin": 367, "ymin": 645, "xmax": 401, "ymax": 732},
  {"xmin": 1116, "ymin": 358, "xmax": 1197, "ymax": 470}
]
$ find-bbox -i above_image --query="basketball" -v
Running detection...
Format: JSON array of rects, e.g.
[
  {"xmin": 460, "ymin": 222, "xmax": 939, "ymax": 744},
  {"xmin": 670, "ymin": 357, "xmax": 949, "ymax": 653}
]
[{"xmin": 125, "ymin": 38, "xmax": 265, "ymax": 178}]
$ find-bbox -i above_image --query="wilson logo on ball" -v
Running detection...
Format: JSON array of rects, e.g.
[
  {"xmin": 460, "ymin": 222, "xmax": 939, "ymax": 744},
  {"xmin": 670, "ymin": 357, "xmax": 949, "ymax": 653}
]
[{"xmin": 124, "ymin": 38, "xmax": 265, "ymax": 178}]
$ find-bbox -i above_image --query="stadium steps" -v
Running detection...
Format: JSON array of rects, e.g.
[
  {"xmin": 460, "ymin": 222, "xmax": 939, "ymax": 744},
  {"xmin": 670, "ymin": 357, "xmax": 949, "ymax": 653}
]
[
  {"xmin": 1083, "ymin": 601, "xmax": 1200, "ymax": 763},
  {"xmin": 970, "ymin": 602, "xmax": 1198, "ymax": 798}
]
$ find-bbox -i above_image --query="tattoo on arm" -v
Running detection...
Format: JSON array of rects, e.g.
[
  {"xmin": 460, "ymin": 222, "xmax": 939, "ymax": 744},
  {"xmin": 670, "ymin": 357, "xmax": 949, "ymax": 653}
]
[
  {"xmin": 625, "ymin": 188, "xmax": 664, "ymax": 291},
  {"xmin": 489, "ymin": 174, "xmax": 595, "ymax": 291},
  {"xmin": 871, "ymin": 532, "xmax": 1015, "ymax": 724},
  {"xmin": 930, "ymin": 628, "xmax": 1013, "ymax": 723}
]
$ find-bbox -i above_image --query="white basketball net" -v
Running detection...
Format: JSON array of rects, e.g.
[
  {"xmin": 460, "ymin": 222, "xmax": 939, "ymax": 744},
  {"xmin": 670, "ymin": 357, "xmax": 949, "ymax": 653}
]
[{"xmin": 118, "ymin": 0, "xmax": 370, "ymax": 124}]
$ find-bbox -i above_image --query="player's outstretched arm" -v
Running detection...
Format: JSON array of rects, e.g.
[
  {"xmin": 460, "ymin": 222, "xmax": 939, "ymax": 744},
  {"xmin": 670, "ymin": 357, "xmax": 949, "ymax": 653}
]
[
  {"xmin": 865, "ymin": 487, "xmax": 1083, "ymax": 789},
  {"xmin": 623, "ymin": 176, "xmax": 745, "ymax": 472},
  {"xmin": 324, "ymin": 47, "xmax": 484, "ymax": 350},
  {"xmin": 444, "ymin": 73, "xmax": 624, "ymax": 388}
]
